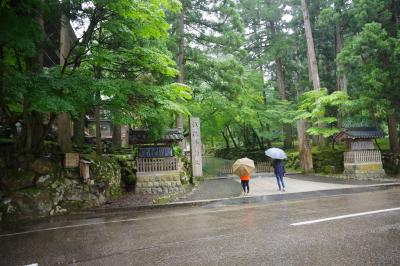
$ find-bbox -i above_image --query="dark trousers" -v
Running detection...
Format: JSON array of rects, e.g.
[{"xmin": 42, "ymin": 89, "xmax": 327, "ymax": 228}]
[
  {"xmin": 241, "ymin": 180, "xmax": 249, "ymax": 193},
  {"xmin": 276, "ymin": 174, "xmax": 285, "ymax": 190}
]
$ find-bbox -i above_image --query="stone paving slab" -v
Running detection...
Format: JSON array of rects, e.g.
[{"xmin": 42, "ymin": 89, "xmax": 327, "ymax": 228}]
[{"xmin": 176, "ymin": 173, "xmax": 399, "ymax": 202}]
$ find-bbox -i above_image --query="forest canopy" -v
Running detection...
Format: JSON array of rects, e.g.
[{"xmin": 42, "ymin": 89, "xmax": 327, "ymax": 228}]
[{"xmin": 0, "ymin": 0, "xmax": 399, "ymax": 172}]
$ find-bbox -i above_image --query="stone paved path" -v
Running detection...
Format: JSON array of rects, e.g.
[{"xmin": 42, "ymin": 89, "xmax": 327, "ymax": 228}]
[
  {"xmin": 94, "ymin": 173, "xmax": 397, "ymax": 208},
  {"xmin": 175, "ymin": 173, "xmax": 396, "ymax": 202}
]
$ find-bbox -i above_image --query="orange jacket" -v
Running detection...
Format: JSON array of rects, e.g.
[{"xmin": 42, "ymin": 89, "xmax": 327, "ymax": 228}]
[{"xmin": 240, "ymin": 175, "xmax": 250, "ymax": 181}]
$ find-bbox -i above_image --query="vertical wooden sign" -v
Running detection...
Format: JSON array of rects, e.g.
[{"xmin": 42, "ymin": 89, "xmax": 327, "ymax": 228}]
[{"xmin": 190, "ymin": 117, "xmax": 203, "ymax": 177}]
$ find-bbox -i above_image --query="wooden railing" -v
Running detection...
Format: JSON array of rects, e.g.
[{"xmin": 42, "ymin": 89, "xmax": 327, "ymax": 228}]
[
  {"xmin": 218, "ymin": 161, "xmax": 271, "ymax": 175},
  {"xmin": 137, "ymin": 157, "xmax": 180, "ymax": 173},
  {"xmin": 255, "ymin": 162, "xmax": 271, "ymax": 173},
  {"xmin": 344, "ymin": 150, "xmax": 382, "ymax": 164},
  {"xmin": 219, "ymin": 163, "xmax": 233, "ymax": 175}
]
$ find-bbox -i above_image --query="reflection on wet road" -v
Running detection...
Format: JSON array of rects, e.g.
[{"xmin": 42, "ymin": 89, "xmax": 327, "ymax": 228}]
[{"xmin": 1, "ymin": 186, "xmax": 400, "ymax": 265}]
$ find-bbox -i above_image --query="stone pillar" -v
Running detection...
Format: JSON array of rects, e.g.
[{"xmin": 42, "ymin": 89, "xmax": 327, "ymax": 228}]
[{"xmin": 190, "ymin": 117, "xmax": 203, "ymax": 177}]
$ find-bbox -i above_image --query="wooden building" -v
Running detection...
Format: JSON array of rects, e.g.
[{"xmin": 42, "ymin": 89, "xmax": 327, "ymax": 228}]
[{"xmin": 335, "ymin": 127, "xmax": 385, "ymax": 179}]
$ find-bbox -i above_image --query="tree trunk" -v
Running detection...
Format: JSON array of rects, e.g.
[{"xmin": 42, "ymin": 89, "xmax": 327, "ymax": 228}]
[
  {"xmin": 301, "ymin": 0, "xmax": 320, "ymax": 90},
  {"xmin": 176, "ymin": 7, "xmax": 185, "ymax": 147},
  {"xmin": 226, "ymin": 125, "xmax": 238, "ymax": 149},
  {"xmin": 388, "ymin": 110, "xmax": 400, "ymax": 154},
  {"xmin": 57, "ymin": 11, "xmax": 72, "ymax": 153},
  {"xmin": 251, "ymin": 127, "xmax": 264, "ymax": 150},
  {"xmin": 95, "ymin": 97, "xmax": 102, "ymax": 155},
  {"xmin": 73, "ymin": 113, "xmax": 85, "ymax": 145},
  {"xmin": 297, "ymin": 119, "xmax": 314, "ymax": 173},
  {"xmin": 335, "ymin": 24, "xmax": 347, "ymax": 94},
  {"xmin": 335, "ymin": 17, "xmax": 347, "ymax": 128},
  {"xmin": 177, "ymin": 8, "xmax": 185, "ymax": 85},
  {"xmin": 112, "ymin": 124, "xmax": 122, "ymax": 150},
  {"xmin": 275, "ymin": 58, "xmax": 293, "ymax": 148},
  {"xmin": 57, "ymin": 113, "xmax": 72, "ymax": 152},
  {"xmin": 276, "ymin": 58, "xmax": 286, "ymax": 99},
  {"xmin": 94, "ymin": 66, "xmax": 102, "ymax": 155},
  {"xmin": 222, "ymin": 129, "xmax": 230, "ymax": 149},
  {"xmin": 294, "ymin": 59, "xmax": 314, "ymax": 172},
  {"xmin": 22, "ymin": 110, "xmax": 45, "ymax": 154},
  {"xmin": 243, "ymin": 125, "xmax": 251, "ymax": 148},
  {"xmin": 301, "ymin": 0, "xmax": 325, "ymax": 147},
  {"xmin": 18, "ymin": 10, "xmax": 46, "ymax": 155},
  {"xmin": 385, "ymin": 1, "xmax": 399, "ymax": 154}
]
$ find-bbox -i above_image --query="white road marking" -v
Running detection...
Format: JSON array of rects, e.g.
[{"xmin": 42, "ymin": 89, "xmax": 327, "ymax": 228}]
[
  {"xmin": 24, "ymin": 264, "xmax": 38, "ymax": 266},
  {"xmin": 291, "ymin": 207, "xmax": 400, "ymax": 226},
  {"xmin": 0, "ymin": 216, "xmax": 151, "ymax": 237},
  {"xmin": 0, "ymin": 205, "xmax": 262, "ymax": 237}
]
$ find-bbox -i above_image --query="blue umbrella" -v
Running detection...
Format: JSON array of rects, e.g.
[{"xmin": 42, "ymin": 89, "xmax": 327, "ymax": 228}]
[{"xmin": 265, "ymin": 148, "xmax": 287, "ymax": 159}]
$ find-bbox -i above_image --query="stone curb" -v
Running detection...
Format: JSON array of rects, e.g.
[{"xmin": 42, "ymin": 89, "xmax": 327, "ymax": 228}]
[{"xmin": 76, "ymin": 182, "xmax": 400, "ymax": 215}]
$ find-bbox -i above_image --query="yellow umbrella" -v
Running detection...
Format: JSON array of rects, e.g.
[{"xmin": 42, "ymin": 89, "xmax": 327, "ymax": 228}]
[{"xmin": 232, "ymin": 157, "xmax": 255, "ymax": 176}]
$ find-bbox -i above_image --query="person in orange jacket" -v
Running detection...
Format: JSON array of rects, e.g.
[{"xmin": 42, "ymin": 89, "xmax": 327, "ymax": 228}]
[{"xmin": 240, "ymin": 174, "xmax": 250, "ymax": 195}]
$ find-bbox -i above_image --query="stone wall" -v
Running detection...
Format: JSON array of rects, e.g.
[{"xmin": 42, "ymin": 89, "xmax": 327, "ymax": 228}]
[
  {"xmin": 343, "ymin": 162, "xmax": 386, "ymax": 179},
  {"xmin": 135, "ymin": 171, "xmax": 184, "ymax": 195},
  {"xmin": 0, "ymin": 155, "xmax": 122, "ymax": 222}
]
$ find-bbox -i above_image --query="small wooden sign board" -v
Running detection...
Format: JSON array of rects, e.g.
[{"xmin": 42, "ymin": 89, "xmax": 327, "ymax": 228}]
[
  {"xmin": 80, "ymin": 160, "xmax": 91, "ymax": 180},
  {"xmin": 64, "ymin": 153, "xmax": 80, "ymax": 168}
]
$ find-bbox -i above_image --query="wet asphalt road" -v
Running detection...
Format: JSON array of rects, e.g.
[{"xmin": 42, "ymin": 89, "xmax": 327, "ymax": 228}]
[
  {"xmin": 177, "ymin": 178, "xmax": 242, "ymax": 201},
  {"xmin": 1, "ymin": 186, "xmax": 400, "ymax": 266}
]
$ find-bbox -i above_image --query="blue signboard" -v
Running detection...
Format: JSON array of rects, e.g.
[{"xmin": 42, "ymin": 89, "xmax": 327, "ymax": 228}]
[{"xmin": 138, "ymin": 146, "xmax": 173, "ymax": 158}]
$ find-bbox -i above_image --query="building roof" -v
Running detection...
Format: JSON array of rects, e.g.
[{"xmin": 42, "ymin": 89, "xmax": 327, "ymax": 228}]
[
  {"xmin": 44, "ymin": 20, "xmax": 77, "ymax": 67},
  {"xmin": 130, "ymin": 128, "xmax": 184, "ymax": 144},
  {"xmin": 162, "ymin": 128, "xmax": 185, "ymax": 142},
  {"xmin": 335, "ymin": 127, "xmax": 384, "ymax": 141}
]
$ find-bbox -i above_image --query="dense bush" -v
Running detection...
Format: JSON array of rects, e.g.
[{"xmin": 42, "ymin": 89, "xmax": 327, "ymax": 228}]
[
  {"xmin": 312, "ymin": 149, "xmax": 344, "ymax": 174},
  {"xmin": 214, "ymin": 148, "xmax": 268, "ymax": 162},
  {"xmin": 382, "ymin": 152, "xmax": 400, "ymax": 176}
]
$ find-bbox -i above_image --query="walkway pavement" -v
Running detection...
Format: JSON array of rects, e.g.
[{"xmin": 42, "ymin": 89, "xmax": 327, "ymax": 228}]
[{"xmin": 176, "ymin": 173, "xmax": 397, "ymax": 202}]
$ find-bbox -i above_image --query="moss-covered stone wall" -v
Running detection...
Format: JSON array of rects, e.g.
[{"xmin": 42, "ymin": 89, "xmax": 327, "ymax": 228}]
[{"xmin": 0, "ymin": 155, "xmax": 123, "ymax": 222}]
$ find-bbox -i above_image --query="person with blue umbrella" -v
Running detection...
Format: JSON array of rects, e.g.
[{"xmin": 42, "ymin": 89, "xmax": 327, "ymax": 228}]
[{"xmin": 265, "ymin": 148, "xmax": 287, "ymax": 192}]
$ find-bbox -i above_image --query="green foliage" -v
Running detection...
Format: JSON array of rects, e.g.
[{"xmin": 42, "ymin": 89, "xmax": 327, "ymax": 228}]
[
  {"xmin": 2, "ymin": 0, "xmax": 400, "ymax": 162},
  {"xmin": 338, "ymin": 21, "xmax": 400, "ymax": 115},
  {"xmin": 296, "ymin": 88, "xmax": 349, "ymax": 137},
  {"xmin": 173, "ymin": 145, "xmax": 183, "ymax": 157},
  {"xmin": 0, "ymin": 0, "xmax": 191, "ymax": 154}
]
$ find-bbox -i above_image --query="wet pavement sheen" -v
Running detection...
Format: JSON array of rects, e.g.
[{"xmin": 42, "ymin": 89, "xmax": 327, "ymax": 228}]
[{"xmin": 1, "ymin": 186, "xmax": 400, "ymax": 265}]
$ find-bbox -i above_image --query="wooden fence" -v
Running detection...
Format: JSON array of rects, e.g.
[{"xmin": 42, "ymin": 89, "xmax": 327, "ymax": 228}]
[
  {"xmin": 255, "ymin": 162, "xmax": 271, "ymax": 173},
  {"xmin": 218, "ymin": 161, "xmax": 271, "ymax": 175},
  {"xmin": 137, "ymin": 157, "xmax": 180, "ymax": 173},
  {"xmin": 344, "ymin": 150, "xmax": 382, "ymax": 164}
]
